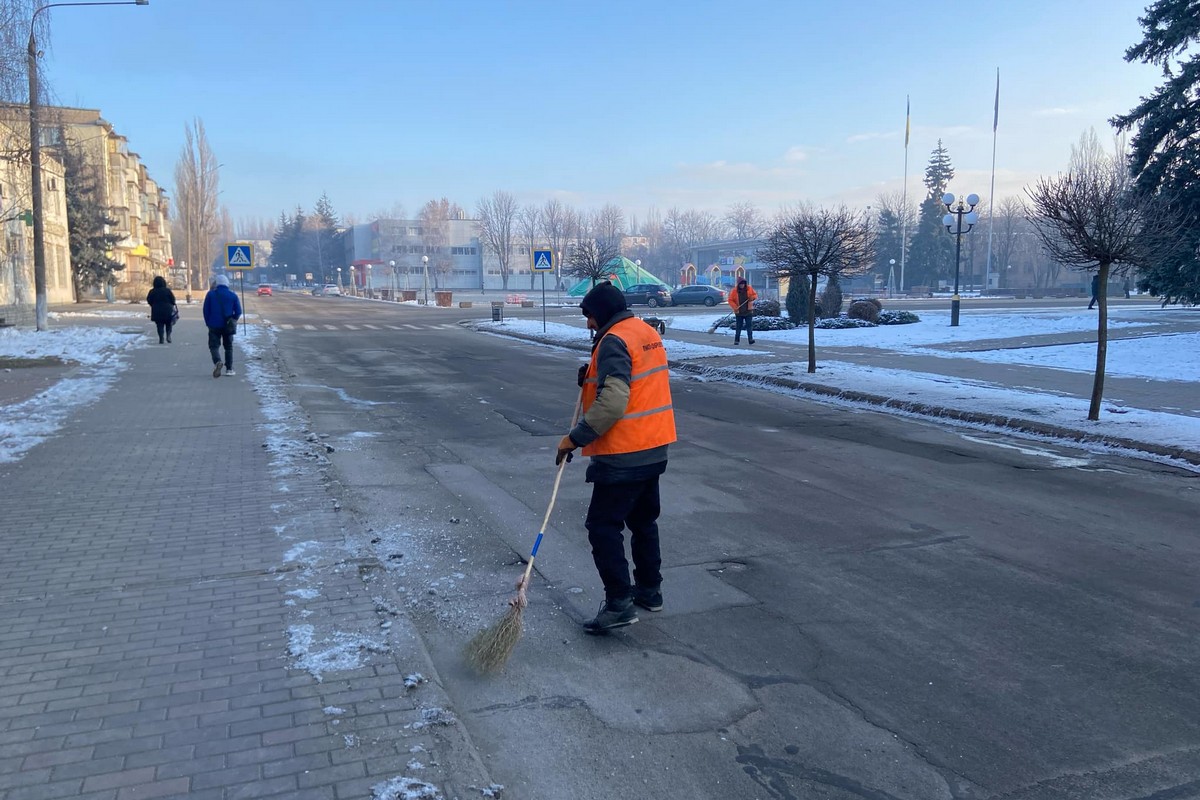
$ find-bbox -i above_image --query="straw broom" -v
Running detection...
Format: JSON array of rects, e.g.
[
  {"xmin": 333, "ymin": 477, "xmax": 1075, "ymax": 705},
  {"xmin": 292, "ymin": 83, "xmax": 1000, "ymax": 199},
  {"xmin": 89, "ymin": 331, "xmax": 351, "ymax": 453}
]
[{"xmin": 465, "ymin": 390, "xmax": 582, "ymax": 674}]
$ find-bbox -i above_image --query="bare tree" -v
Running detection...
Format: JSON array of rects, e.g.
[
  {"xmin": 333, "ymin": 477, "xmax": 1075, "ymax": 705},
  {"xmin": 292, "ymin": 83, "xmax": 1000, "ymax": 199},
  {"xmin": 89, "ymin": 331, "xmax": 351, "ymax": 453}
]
[
  {"xmin": 759, "ymin": 205, "xmax": 874, "ymax": 373},
  {"xmin": 172, "ymin": 118, "xmax": 220, "ymax": 302},
  {"xmin": 518, "ymin": 204, "xmax": 541, "ymax": 289},
  {"xmin": 564, "ymin": 236, "xmax": 620, "ymax": 288},
  {"xmin": 724, "ymin": 201, "xmax": 766, "ymax": 240},
  {"xmin": 1026, "ymin": 151, "xmax": 1175, "ymax": 420},
  {"xmin": 419, "ymin": 198, "xmax": 462, "ymax": 289},
  {"xmin": 594, "ymin": 203, "xmax": 625, "ymax": 248},
  {"xmin": 476, "ymin": 190, "xmax": 518, "ymax": 290},
  {"xmin": 0, "ymin": 1, "xmax": 44, "ymax": 104},
  {"xmin": 368, "ymin": 201, "xmax": 407, "ymax": 222},
  {"xmin": 541, "ymin": 198, "xmax": 569, "ymax": 288}
]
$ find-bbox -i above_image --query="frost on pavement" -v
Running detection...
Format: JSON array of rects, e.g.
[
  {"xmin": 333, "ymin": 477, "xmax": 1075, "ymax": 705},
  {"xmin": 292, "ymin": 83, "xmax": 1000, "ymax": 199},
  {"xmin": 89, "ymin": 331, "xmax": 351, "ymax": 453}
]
[{"xmin": 372, "ymin": 776, "xmax": 443, "ymax": 800}]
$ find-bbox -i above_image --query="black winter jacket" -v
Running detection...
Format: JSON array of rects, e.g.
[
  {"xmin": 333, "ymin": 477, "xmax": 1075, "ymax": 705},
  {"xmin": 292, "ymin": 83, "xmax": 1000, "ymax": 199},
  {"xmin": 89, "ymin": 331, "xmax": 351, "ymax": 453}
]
[{"xmin": 146, "ymin": 286, "xmax": 177, "ymax": 323}]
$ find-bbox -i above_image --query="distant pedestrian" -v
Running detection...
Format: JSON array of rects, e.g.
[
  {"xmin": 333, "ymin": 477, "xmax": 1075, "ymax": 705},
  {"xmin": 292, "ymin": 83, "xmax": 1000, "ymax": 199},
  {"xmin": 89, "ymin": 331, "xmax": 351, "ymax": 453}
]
[
  {"xmin": 1088, "ymin": 273, "xmax": 1101, "ymax": 309},
  {"xmin": 145, "ymin": 276, "xmax": 177, "ymax": 344},
  {"xmin": 556, "ymin": 282, "xmax": 676, "ymax": 634},
  {"xmin": 202, "ymin": 275, "xmax": 242, "ymax": 378},
  {"xmin": 727, "ymin": 277, "xmax": 757, "ymax": 344},
  {"xmin": 1123, "ymin": 278, "xmax": 1131, "ymax": 299}
]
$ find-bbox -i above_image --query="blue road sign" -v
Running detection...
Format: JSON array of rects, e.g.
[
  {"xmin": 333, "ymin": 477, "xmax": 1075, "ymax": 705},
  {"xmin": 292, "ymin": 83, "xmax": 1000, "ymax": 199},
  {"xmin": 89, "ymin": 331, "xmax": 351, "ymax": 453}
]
[
  {"xmin": 226, "ymin": 243, "xmax": 254, "ymax": 270},
  {"xmin": 532, "ymin": 249, "xmax": 554, "ymax": 272}
]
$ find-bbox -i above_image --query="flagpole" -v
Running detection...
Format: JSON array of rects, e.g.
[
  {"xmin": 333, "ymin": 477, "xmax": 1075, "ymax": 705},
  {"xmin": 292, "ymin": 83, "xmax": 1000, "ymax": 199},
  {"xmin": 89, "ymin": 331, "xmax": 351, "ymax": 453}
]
[
  {"xmin": 984, "ymin": 68, "xmax": 999, "ymax": 294},
  {"xmin": 899, "ymin": 95, "xmax": 910, "ymax": 293}
]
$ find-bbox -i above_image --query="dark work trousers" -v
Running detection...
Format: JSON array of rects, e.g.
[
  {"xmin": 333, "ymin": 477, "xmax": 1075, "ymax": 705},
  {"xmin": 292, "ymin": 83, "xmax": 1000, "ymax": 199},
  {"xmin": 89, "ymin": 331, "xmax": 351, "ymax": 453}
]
[
  {"xmin": 734, "ymin": 315, "xmax": 755, "ymax": 342},
  {"xmin": 207, "ymin": 328, "xmax": 234, "ymax": 370},
  {"xmin": 585, "ymin": 477, "xmax": 662, "ymax": 603},
  {"xmin": 154, "ymin": 321, "xmax": 173, "ymax": 343}
]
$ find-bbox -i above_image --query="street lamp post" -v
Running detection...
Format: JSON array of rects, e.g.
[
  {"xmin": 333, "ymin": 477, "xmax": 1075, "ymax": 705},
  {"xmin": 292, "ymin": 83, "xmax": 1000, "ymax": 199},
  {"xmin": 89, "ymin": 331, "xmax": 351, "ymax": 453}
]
[
  {"xmin": 336, "ymin": 267, "xmax": 342, "ymax": 292},
  {"xmin": 366, "ymin": 264, "xmax": 372, "ymax": 298},
  {"xmin": 942, "ymin": 192, "xmax": 979, "ymax": 327},
  {"xmin": 421, "ymin": 255, "xmax": 429, "ymax": 305},
  {"xmin": 27, "ymin": 0, "xmax": 149, "ymax": 330},
  {"xmin": 888, "ymin": 258, "xmax": 897, "ymax": 297},
  {"xmin": 389, "ymin": 260, "xmax": 395, "ymax": 301}
]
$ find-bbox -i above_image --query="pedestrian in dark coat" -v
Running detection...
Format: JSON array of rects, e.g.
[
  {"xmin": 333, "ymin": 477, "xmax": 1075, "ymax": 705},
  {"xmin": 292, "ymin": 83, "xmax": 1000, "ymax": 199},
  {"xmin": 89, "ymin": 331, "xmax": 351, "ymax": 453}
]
[
  {"xmin": 202, "ymin": 275, "xmax": 242, "ymax": 378},
  {"xmin": 146, "ymin": 275, "xmax": 177, "ymax": 344},
  {"xmin": 1088, "ymin": 273, "xmax": 1101, "ymax": 309}
]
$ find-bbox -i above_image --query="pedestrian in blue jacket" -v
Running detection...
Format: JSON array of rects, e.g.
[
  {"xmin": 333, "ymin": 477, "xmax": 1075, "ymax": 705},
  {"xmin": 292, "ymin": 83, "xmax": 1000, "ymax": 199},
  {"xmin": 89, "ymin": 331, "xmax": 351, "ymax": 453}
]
[{"xmin": 202, "ymin": 275, "xmax": 242, "ymax": 378}]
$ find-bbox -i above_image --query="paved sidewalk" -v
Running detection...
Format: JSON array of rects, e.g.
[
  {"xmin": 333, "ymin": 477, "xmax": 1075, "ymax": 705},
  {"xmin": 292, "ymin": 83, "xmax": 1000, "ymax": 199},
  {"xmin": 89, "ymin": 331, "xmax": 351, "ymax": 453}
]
[{"xmin": 0, "ymin": 314, "xmax": 491, "ymax": 799}]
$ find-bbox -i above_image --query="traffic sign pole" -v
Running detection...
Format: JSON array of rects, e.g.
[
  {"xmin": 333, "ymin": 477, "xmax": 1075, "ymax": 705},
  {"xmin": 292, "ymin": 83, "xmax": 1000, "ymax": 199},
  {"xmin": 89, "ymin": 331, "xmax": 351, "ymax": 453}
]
[{"xmin": 531, "ymin": 249, "xmax": 554, "ymax": 333}]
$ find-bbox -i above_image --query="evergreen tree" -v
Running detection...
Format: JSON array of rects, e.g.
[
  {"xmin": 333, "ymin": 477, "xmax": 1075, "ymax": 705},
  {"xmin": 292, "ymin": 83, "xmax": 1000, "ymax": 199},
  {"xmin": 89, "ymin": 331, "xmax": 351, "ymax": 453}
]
[
  {"xmin": 785, "ymin": 274, "xmax": 808, "ymax": 325},
  {"xmin": 906, "ymin": 140, "xmax": 956, "ymax": 289},
  {"xmin": 61, "ymin": 141, "xmax": 123, "ymax": 297},
  {"xmin": 1112, "ymin": 0, "xmax": 1200, "ymax": 305}
]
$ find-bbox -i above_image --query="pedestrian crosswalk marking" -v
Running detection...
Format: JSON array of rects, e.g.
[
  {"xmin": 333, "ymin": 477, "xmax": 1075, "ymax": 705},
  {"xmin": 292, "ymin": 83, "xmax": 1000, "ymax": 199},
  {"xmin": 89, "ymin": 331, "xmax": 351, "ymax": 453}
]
[
  {"xmin": 344, "ymin": 324, "xmax": 359, "ymax": 330},
  {"xmin": 276, "ymin": 322, "xmax": 464, "ymax": 333},
  {"xmin": 279, "ymin": 323, "xmax": 294, "ymax": 330},
  {"xmin": 323, "ymin": 324, "xmax": 338, "ymax": 330},
  {"xmin": 385, "ymin": 325, "xmax": 402, "ymax": 330},
  {"xmin": 404, "ymin": 324, "xmax": 421, "ymax": 329},
  {"xmin": 362, "ymin": 324, "xmax": 380, "ymax": 329},
  {"xmin": 303, "ymin": 324, "xmax": 316, "ymax": 330}
]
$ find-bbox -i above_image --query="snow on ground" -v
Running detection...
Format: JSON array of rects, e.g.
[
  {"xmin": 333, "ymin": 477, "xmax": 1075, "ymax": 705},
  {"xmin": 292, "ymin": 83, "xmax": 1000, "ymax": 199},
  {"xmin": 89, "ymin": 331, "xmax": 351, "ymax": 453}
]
[
  {"xmin": 945, "ymin": 331, "xmax": 1200, "ymax": 383},
  {"xmin": 0, "ymin": 324, "xmax": 136, "ymax": 366},
  {"xmin": 733, "ymin": 359, "xmax": 1200, "ymax": 459},
  {"xmin": 0, "ymin": 326, "xmax": 141, "ymax": 463},
  {"xmin": 665, "ymin": 305, "xmax": 1160, "ymax": 348},
  {"xmin": 48, "ymin": 309, "xmax": 147, "ymax": 320}
]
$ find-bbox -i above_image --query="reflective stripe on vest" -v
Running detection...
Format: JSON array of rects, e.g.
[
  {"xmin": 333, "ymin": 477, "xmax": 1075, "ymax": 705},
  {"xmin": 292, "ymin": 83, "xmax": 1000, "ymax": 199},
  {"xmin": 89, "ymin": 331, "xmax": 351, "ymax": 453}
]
[{"xmin": 581, "ymin": 317, "xmax": 676, "ymax": 456}]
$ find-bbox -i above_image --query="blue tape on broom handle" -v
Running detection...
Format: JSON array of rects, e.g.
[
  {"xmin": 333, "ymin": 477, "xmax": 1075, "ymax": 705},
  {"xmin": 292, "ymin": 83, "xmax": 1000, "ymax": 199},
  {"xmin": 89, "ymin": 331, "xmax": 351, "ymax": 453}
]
[{"xmin": 530, "ymin": 533, "xmax": 544, "ymax": 557}]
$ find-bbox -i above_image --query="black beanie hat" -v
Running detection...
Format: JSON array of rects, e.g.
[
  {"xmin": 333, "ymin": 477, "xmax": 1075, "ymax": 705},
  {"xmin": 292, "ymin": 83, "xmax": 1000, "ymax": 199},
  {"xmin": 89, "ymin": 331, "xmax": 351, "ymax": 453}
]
[{"xmin": 579, "ymin": 281, "xmax": 627, "ymax": 328}]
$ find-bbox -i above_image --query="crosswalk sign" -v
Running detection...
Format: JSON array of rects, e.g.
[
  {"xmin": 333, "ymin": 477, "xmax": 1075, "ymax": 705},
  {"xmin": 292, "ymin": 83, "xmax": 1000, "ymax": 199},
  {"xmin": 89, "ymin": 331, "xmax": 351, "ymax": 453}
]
[
  {"xmin": 532, "ymin": 249, "xmax": 554, "ymax": 272},
  {"xmin": 226, "ymin": 243, "xmax": 254, "ymax": 270}
]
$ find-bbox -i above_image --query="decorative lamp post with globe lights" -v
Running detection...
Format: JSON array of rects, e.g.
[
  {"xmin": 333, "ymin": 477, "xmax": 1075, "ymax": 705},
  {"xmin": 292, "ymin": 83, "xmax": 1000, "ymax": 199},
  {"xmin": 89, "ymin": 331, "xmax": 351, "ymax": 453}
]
[{"xmin": 942, "ymin": 192, "xmax": 979, "ymax": 327}]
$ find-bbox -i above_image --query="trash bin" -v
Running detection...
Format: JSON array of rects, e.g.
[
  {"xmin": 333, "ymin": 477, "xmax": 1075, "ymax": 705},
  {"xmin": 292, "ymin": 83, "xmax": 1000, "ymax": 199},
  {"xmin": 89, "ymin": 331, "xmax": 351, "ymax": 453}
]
[{"xmin": 491, "ymin": 301, "xmax": 503, "ymax": 322}]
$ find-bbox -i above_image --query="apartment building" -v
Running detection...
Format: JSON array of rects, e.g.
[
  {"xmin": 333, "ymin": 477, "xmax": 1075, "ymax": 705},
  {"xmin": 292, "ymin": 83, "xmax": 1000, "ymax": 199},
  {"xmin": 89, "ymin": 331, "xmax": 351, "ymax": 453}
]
[
  {"xmin": 0, "ymin": 104, "xmax": 173, "ymax": 304},
  {"xmin": 0, "ymin": 118, "xmax": 71, "ymax": 321}
]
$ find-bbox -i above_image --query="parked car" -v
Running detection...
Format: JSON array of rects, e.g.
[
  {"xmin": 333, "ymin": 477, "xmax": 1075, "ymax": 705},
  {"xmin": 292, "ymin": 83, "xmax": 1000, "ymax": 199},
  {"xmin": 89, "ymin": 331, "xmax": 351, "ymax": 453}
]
[
  {"xmin": 670, "ymin": 284, "xmax": 725, "ymax": 306},
  {"xmin": 322, "ymin": 284, "xmax": 341, "ymax": 296},
  {"xmin": 256, "ymin": 284, "xmax": 272, "ymax": 296},
  {"xmin": 623, "ymin": 283, "xmax": 672, "ymax": 308},
  {"xmin": 311, "ymin": 286, "xmax": 324, "ymax": 296}
]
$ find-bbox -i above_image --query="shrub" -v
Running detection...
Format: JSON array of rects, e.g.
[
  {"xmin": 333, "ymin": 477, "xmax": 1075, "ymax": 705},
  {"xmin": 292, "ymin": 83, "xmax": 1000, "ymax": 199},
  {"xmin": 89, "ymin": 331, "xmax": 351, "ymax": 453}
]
[
  {"xmin": 713, "ymin": 314, "xmax": 795, "ymax": 331},
  {"xmin": 785, "ymin": 277, "xmax": 809, "ymax": 325},
  {"xmin": 847, "ymin": 299, "xmax": 880, "ymax": 323},
  {"xmin": 851, "ymin": 296, "xmax": 883, "ymax": 312},
  {"xmin": 819, "ymin": 276, "xmax": 843, "ymax": 318},
  {"xmin": 752, "ymin": 298, "xmax": 780, "ymax": 317},
  {"xmin": 878, "ymin": 309, "xmax": 920, "ymax": 325},
  {"xmin": 815, "ymin": 316, "xmax": 876, "ymax": 329}
]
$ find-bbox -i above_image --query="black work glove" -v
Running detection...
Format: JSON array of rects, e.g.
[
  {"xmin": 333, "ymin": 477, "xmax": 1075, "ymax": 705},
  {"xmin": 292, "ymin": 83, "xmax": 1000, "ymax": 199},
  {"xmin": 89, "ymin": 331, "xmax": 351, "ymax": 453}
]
[{"xmin": 577, "ymin": 364, "xmax": 587, "ymax": 387}]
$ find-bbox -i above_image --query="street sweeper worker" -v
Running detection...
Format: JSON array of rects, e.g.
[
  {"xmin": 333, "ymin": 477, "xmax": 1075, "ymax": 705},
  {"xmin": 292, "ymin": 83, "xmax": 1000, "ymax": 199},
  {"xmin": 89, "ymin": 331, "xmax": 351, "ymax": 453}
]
[
  {"xmin": 727, "ymin": 276, "xmax": 757, "ymax": 345},
  {"xmin": 555, "ymin": 281, "xmax": 677, "ymax": 634}
]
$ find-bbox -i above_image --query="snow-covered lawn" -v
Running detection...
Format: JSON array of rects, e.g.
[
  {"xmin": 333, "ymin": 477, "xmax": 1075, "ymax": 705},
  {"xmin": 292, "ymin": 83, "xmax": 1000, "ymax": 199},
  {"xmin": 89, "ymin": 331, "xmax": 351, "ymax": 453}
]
[
  {"xmin": 473, "ymin": 318, "xmax": 756, "ymax": 360},
  {"xmin": 0, "ymin": 325, "xmax": 141, "ymax": 462}
]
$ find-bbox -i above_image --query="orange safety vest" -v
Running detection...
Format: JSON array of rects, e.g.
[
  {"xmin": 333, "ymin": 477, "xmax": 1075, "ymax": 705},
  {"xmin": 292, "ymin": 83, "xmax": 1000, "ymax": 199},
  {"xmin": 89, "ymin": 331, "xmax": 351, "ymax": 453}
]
[{"xmin": 581, "ymin": 318, "xmax": 677, "ymax": 456}]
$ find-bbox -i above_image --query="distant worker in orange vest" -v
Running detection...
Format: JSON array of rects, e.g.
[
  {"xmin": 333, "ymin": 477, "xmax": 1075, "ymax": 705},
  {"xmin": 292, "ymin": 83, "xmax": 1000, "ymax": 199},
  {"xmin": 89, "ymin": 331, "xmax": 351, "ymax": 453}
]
[
  {"xmin": 556, "ymin": 282, "xmax": 677, "ymax": 634},
  {"xmin": 728, "ymin": 276, "xmax": 757, "ymax": 345}
]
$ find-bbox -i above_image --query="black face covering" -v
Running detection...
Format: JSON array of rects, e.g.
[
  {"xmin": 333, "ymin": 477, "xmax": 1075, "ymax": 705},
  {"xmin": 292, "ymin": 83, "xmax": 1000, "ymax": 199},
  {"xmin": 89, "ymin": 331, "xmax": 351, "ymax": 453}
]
[{"xmin": 579, "ymin": 282, "xmax": 628, "ymax": 328}]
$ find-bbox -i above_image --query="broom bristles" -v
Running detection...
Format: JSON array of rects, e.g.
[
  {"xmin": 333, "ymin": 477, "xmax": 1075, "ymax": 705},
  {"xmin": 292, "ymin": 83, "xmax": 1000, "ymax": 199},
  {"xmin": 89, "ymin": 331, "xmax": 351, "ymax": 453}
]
[{"xmin": 464, "ymin": 591, "xmax": 527, "ymax": 674}]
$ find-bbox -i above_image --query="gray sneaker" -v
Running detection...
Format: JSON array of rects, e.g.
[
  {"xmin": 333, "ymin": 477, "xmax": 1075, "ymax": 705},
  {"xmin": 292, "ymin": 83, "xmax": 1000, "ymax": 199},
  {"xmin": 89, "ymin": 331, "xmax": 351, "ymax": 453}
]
[
  {"xmin": 212, "ymin": 362, "xmax": 223, "ymax": 379},
  {"xmin": 633, "ymin": 587, "xmax": 663, "ymax": 612},
  {"xmin": 583, "ymin": 599, "xmax": 638, "ymax": 635}
]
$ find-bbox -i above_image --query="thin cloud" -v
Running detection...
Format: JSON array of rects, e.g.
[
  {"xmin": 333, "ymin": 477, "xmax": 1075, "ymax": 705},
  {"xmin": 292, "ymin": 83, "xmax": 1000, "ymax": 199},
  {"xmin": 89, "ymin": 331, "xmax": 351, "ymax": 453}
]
[
  {"xmin": 847, "ymin": 131, "xmax": 899, "ymax": 144},
  {"xmin": 1033, "ymin": 106, "xmax": 1081, "ymax": 117},
  {"xmin": 784, "ymin": 146, "xmax": 811, "ymax": 163}
]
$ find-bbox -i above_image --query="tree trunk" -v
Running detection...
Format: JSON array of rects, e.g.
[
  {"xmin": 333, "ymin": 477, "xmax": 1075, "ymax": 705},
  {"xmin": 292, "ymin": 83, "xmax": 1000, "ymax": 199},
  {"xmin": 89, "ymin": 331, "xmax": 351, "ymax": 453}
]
[
  {"xmin": 807, "ymin": 273, "xmax": 818, "ymax": 373},
  {"xmin": 1088, "ymin": 262, "xmax": 1110, "ymax": 421}
]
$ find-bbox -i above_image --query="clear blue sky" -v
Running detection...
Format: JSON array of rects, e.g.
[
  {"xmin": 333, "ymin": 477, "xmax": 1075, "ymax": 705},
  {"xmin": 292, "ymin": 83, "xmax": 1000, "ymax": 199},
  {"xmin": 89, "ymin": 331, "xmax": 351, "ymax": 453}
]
[{"xmin": 43, "ymin": 0, "xmax": 1162, "ymax": 226}]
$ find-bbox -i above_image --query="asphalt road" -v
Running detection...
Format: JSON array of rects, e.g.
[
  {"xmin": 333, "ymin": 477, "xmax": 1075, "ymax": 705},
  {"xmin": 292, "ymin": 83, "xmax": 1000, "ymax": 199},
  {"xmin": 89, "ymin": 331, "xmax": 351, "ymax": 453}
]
[{"xmin": 254, "ymin": 290, "xmax": 1200, "ymax": 800}]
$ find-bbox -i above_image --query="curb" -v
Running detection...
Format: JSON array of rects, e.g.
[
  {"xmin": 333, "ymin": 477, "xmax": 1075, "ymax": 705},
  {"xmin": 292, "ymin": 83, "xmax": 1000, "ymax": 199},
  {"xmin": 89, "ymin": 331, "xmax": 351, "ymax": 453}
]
[{"xmin": 471, "ymin": 323, "xmax": 1200, "ymax": 469}]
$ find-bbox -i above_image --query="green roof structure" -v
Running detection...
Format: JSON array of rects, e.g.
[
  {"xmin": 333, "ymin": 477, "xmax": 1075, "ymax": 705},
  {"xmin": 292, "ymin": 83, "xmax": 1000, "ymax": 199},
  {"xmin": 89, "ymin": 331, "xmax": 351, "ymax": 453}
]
[{"xmin": 566, "ymin": 257, "xmax": 667, "ymax": 296}]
